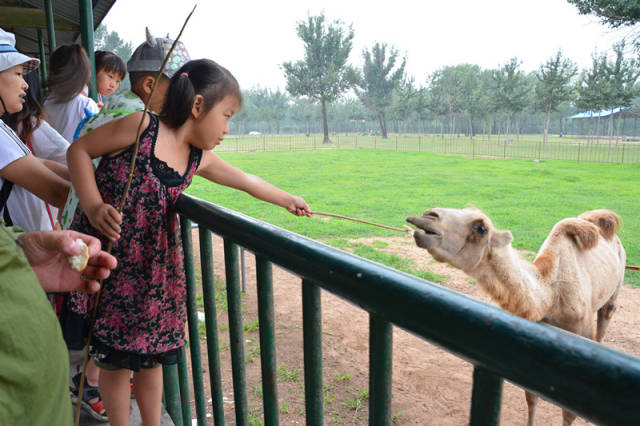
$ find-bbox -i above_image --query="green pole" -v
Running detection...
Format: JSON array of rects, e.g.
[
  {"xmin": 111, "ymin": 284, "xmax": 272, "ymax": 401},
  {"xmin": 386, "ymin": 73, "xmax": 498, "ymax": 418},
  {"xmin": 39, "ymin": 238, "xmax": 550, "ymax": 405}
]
[
  {"xmin": 44, "ymin": 0, "xmax": 56, "ymax": 53},
  {"xmin": 256, "ymin": 256, "xmax": 279, "ymax": 425},
  {"xmin": 369, "ymin": 315, "xmax": 393, "ymax": 425},
  {"xmin": 302, "ymin": 279, "xmax": 323, "ymax": 425},
  {"xmin": 78, "ymin": 0, "xmax": 97, "ymax": 100},
  {"xmin": 224, "ymin": 239, "xmax": 249, "ymax": 425},
  {"xmin": 36, "ymin": 29, "xmax": 48, "ymax": 86},
  {"xmin": 180, "ymin": 216, "xmax": 207, "ymax": 425},
  {"xmin": 469, "ymin": 366, "xmax": 503, "ymax": 426}
]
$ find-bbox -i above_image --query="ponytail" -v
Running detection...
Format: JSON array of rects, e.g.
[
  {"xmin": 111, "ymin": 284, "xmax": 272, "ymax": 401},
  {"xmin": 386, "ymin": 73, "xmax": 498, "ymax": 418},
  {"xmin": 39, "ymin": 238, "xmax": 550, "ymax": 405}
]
[
  {"xmin": 161, "ymin": 72, "xmax": 195, "ymax": 128},
  {"xmin": 160, "ymin": 59, "xmax": 242, "ymax": 129}
]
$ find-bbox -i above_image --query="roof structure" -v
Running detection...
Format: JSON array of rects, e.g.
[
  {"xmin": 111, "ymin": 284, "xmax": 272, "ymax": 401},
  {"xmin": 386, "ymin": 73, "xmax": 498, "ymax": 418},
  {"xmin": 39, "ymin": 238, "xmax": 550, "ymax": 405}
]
[
  {"xmin": 564, "ymin": 107, "xmax": 638, "ymax": 120},
  {"xmin": 0, "ymin": 0, "xmax": 116, "ymax": 56}
]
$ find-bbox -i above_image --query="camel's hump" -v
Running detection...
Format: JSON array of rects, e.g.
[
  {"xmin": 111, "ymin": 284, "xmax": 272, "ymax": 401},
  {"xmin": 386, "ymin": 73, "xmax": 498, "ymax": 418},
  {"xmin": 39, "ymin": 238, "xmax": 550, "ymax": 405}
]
[{"xmin": 578, "ymin": 210, "xmax": 621, "ymax": 241}]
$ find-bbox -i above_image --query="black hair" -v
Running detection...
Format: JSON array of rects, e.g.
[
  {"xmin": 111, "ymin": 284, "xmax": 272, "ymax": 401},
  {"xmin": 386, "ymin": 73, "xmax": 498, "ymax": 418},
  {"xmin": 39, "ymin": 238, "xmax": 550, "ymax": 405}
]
[
  {"xmin": 46, "ymin": 44, "xmax": 92, "ymax": 104},
  {"xmin": 160, "ymin": 59, "xmax": 242, "ymax": 129},
  {"xmin": 129, "ymin": 71, "xmax": 169, "ymax": 95},
  {"xmin": 5, "ymin": 70, "xmax": 45, "ymax": 142},
  {"xmin": 95, "ymin": 50, "xmax": 126, "ymax": 80}
]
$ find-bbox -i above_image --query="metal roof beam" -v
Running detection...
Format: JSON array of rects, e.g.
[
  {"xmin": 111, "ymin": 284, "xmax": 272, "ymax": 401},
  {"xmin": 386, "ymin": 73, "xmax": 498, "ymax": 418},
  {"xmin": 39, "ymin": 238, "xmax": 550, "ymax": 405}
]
[{"xmin": 0, "ymin": 6, "xmax": 79, "ymax": 32}]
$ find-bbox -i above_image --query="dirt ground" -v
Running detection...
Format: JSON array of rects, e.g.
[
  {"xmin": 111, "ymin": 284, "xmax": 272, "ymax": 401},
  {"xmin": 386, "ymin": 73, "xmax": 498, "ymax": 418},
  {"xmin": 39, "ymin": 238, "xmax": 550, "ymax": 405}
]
[{"xmin": 189, "ymin": 230, "xmax": 640, "ymax": 425}]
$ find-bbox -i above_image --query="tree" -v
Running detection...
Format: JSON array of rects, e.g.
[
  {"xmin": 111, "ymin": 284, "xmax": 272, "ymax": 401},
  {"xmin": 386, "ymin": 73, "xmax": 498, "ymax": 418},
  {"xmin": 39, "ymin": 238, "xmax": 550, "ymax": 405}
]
[
  {"xmin": 492, "ymin": 58, "xmax": 531, "ymax": 137},
  {"xmin": 355, "ymin": 42, "xmax": 406, "ymax": 138},
  {"xmin": 94, "ymin": 24, "xmax": 133, "ymax": 62},
  {"xmin": 603, "ymin": 41, "xmax": 639, "ymax": 141},
  {"xmin": 282, "ymin": 14, "xmax": 358, "ymax": 143},
  {"xmin": 568, "ymin": 1, "xmax": 640, "ymax": 51},
  {"xmin": 567, "ymin": 0, "xmax": 640, "ymax": 27},
  {"xmin": 535, "ymin": 50, "xmax": 577, "ymax": 144},
  {"xmin": 574, "ymin": 51, "xmax": 609, "ymax": 140}
]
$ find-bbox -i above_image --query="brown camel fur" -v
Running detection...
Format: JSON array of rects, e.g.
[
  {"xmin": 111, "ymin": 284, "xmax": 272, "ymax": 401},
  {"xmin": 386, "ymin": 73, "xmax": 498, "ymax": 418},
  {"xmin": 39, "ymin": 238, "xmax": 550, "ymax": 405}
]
[{"xmin": 406, "ymin": 208, "xmax": 626, "ymax": 426}]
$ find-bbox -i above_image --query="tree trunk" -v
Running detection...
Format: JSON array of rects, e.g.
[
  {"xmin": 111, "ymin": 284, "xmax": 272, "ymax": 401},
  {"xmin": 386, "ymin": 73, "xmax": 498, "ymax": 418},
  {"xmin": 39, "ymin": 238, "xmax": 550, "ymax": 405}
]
[
  {"xmin": 467, "ymin": 114, "xmax": 473, "ymax": 140},
  {"xmin": 378, "ymin": 113, "xmax": 388, "ymax": 139},
  {"xmin": 321, "ymin": 99, "xmax": 331, "ymax": 143},
  {"xmin": 543, "ymin": 109, "xmax": 551, "ymax": 151},
  {"xmin": 305, "ymin": 119, "xmax": 310, "ymax": 137}
]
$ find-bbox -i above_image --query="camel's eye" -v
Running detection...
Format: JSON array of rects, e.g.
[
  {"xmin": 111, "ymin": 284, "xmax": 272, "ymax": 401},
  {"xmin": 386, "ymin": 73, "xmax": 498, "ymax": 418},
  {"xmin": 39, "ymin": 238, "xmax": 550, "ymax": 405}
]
[{"xmin": 472, "ymin": 221, "xmax": 487, "ymax": 236}]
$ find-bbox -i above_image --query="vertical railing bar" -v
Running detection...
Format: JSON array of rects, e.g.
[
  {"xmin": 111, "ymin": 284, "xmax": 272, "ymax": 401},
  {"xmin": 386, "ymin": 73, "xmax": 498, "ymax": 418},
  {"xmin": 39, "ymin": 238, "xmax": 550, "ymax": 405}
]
[
  {"xmin": 199, "ymin": 228, "xmax": 226, "ymax": 425},
  {"xmin": 369, "ymin": 314, "xmax": 393, "ymax": 425},
  {"xmin": 180, "ymin": 216, "xmax": 207, "ymax": 424},
  {"xmin": 224, "ymin": 239, "xmax": 249, "ymax": 425},
  {"xmin": 163, "ymin": 364, "xmax": 184, "ymax": 426},
  {"xmin": 178, "ymin": 355, "xmax": 192, "ymax": 426},
  {"xmin": 256, "ymin": 256, "xmax": 279, "ymax": 425},
  {"xmin": 469, "ymin": 366, "xmax": 503, "ymax": 426},
  {"xmin": 302, "ymin": 279, "xmax": 323, "ymax": 425}
]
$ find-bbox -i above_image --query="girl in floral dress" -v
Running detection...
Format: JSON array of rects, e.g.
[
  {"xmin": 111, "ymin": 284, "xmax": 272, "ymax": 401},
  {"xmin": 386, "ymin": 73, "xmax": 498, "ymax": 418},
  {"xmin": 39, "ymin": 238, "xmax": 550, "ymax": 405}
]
[{"xmin": 67, "ymin": 59, "xmax": 311, "ymax": 425}]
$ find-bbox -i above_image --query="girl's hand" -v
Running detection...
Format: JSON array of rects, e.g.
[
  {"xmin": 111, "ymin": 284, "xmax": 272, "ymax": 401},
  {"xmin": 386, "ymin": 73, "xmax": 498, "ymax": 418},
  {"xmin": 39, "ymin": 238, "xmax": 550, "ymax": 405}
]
[
  {"xmin": 87, "ymin": 203, "xmax": 122, "ymax": 241},
  {"xmin": 287, "ymin": 196, "xmax": 312, "ymax": 217}
]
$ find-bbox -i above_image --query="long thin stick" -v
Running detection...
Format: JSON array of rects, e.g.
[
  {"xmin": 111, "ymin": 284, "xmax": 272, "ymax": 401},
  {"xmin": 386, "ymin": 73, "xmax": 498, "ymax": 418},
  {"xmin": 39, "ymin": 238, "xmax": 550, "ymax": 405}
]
[
  {"xmin": 74, "ymin": 6, "xmax": 197, "ymax": 426},
  {"xmin": 311, "ymin": 211, "xmax": 412, "ymax": 233}
]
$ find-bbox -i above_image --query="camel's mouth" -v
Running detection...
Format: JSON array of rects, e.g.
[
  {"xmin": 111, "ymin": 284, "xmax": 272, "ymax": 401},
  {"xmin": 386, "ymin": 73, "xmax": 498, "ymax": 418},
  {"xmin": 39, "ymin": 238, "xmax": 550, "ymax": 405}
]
[{"xmin": 406, "ymin": 216, "xmax": 442, "ymax": 249}]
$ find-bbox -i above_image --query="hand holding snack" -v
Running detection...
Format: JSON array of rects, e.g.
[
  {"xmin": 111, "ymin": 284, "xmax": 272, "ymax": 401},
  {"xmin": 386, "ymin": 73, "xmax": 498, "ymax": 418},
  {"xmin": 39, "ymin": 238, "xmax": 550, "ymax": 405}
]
[{"xmin": 18, "ymin": 230, "xmax": 117, "ymax": 293}]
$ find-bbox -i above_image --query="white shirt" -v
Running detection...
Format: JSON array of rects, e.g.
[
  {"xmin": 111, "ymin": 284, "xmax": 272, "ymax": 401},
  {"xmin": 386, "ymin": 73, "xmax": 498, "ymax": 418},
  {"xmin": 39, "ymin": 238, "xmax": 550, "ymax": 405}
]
[
  {"xmin": 0, "ymin": 119, "xmax": 53, "ymax": 231},
  {"xmin": 28, "ymin": 119, "xmax": 70, "ymax": 164},
  {"xmin": 44, "ymin": 93, "xmax": 99, "ymax": 142}
]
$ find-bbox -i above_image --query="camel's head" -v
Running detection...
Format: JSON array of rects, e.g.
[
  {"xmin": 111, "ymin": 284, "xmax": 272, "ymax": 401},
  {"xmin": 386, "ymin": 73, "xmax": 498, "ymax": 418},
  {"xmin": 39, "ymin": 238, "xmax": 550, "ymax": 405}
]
[{"xmin": 406, "ymin": 207, "xmax": 513, "ymax": 273}]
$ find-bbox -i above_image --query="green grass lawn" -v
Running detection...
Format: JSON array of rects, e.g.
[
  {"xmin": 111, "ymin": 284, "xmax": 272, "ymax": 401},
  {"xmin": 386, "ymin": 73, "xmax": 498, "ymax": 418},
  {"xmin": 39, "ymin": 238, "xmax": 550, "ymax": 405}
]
[{"xmin": 186, "ymin": 149, "xmax": 639, "ymax": 285}]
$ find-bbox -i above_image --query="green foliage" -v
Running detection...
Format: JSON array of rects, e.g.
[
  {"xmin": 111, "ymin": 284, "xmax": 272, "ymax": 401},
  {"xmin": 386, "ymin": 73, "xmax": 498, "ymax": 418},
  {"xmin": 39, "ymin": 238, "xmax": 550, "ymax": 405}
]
[
  {"xmin": 282, "ymin": 14, "xmax": 357, "ymax": 104},
  {"xmin": 277, "ymin": 365, "xmax": 301, "ymax": 382},
  {"xmin": 567, "ymin": 0, "xmax": 640, "ymax": 28},
  {"xmin": 392, "ymin": 410, "xmax": 405, "ymax": 424},
  {"xmin": 356, "ymin": 42, "xmax": 406, "ymax": 137},
  {"xmin": 279, "ymin": 401, "xmax": 290, "ymax": 414},
  {"xmin": 282, "ymin": 14, "xmax": 358, "ymax": 141},
  {"xmin": 535, "ymin": 50, "xmax": 577, "ymax": 114},
  {"xmin": 244, "ymin": 318, "xmax": 260, "ymax": 332},
  {"xmin": 93, "ymin": 24, "xmax": 133, "ymax": 63}
]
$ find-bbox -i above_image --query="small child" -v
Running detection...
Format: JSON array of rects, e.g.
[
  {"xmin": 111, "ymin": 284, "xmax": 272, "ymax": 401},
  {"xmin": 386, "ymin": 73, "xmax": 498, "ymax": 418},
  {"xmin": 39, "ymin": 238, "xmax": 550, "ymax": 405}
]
[
  {"xmin": 43, "ymin": 44, "xmax": 99, "ymax": 142},
  {"xmin": 94, "ymin": 50, "xmax": 126, "ymax": 109},
  {"xmin": 67, "ymin": 59, "xmax": 311, "ymax": 425}
]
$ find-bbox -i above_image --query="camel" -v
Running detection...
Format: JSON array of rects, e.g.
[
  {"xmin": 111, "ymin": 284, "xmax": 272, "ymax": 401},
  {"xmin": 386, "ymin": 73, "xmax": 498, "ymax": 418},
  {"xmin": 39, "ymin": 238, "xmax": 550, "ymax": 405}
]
[{"xmin": 406, "ymin": 208, "xmax": 626, "ymax": 426}]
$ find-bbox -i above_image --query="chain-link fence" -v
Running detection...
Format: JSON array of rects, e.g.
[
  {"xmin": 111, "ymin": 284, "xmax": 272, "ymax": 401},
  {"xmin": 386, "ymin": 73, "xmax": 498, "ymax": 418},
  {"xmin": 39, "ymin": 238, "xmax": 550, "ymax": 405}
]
[{"xmin": 217, "ymin": 134, "xmax": 640, "ymax": 164}]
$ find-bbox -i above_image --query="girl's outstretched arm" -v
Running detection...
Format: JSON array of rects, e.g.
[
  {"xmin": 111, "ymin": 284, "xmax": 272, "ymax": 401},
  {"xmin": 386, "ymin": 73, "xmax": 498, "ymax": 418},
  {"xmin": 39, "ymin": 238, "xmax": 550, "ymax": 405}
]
[
  {"xmin": 67, "ymin": 112, "xmax": 151, "ymax": 240},
  {"xmin": 196, "ymin": 151, "xmax": 311, "ymax": 217}
]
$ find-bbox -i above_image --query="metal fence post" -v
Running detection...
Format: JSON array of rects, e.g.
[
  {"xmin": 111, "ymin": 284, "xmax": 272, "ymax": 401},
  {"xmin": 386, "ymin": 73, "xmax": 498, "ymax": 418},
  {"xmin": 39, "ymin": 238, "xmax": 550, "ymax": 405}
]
[
  {"xmin": 302, "ymin": 279, "xmax": 323, "ymax": 426},
  {"xmin": 469, "ymin": 366, "xmax": 503, "ymax": 426},
  {"xmin": 370, "ymin": 314, "xmax": 393, "ymax": 424},
  {"xmin": 256, "ymin": 257, "xmax": 279, "ymax": 426},
  {"xmin": 224, "ymin": 239, "xmax": 249, "ymax": 425}
]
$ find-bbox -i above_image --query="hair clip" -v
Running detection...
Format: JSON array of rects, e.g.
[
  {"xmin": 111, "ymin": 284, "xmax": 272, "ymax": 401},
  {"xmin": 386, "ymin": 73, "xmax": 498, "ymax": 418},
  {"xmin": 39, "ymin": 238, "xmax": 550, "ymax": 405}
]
[{"xmin": 181, "ymin": 72, "xmax": 189, "ymax": 78}]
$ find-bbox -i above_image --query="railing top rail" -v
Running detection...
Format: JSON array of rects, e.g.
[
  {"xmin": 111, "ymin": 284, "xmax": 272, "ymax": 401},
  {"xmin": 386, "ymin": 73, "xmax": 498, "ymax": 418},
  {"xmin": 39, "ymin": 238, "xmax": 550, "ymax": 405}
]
[{"xmin": 176, "ymin": 193, "xmax": 640, "ymax": 426}]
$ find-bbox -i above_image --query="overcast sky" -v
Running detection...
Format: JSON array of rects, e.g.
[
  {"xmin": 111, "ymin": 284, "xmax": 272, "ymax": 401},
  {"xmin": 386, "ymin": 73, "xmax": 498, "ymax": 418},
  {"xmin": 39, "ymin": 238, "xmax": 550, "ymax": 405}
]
[{"xmin": 102, "ymin": 0, "xmax": 627, "ymax": 91}]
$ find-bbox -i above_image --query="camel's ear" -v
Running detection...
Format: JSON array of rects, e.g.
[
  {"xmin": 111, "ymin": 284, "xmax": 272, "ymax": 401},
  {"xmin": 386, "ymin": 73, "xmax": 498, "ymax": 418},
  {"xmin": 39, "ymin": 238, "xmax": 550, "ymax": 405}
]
[{"xmin": 490, "ymin": 230, "xmax": 513, "ymax": 248}]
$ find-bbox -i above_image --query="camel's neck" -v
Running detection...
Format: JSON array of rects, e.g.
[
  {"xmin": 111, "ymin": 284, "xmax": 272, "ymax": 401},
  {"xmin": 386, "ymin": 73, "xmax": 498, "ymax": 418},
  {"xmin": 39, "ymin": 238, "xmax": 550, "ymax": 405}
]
[{"xmin": 471, "ymin": 245, "xmax": 555, "ymax": 322}]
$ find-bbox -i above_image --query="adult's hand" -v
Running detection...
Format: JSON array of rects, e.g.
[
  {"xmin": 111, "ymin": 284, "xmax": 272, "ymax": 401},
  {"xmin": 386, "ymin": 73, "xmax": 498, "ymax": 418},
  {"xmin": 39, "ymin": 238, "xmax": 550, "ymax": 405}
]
[{"xmin": 18, "ymin": 230, "xmax": 117, "ymax": 293}]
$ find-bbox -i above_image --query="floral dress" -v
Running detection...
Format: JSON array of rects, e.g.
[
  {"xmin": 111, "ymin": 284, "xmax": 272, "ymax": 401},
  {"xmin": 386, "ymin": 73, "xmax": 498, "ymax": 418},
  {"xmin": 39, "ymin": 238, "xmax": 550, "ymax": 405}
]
[{"xmin": 69, "ymin": 113, "xmax": 202, "ymax": 370}]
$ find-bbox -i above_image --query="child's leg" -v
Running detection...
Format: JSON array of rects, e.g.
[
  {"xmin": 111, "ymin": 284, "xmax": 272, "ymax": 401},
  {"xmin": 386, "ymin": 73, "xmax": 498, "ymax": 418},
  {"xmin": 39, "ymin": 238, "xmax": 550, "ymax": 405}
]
[
  {"xmin": 133, "ymin": 366, "xmax": 163, "ymax": 426},
  {"xmin": 99, "ymin": 367, "xmax": 132, "ymax": 426}
]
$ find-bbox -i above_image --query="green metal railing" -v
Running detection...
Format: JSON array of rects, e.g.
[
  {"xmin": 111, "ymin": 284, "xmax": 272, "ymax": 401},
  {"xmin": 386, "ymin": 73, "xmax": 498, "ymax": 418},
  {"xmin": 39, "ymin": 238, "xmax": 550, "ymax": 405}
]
[{"xmin": 166, "ymin": 193, "xmax": 640, "ymax": 425}]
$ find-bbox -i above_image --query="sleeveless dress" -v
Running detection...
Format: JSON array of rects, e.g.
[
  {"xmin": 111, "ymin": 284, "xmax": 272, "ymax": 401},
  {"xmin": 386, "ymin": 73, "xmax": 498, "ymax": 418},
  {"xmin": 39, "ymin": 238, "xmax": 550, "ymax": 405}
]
[{"xmin": 69, "ymin": 113, "xmax": 202, "ymax": 369}]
